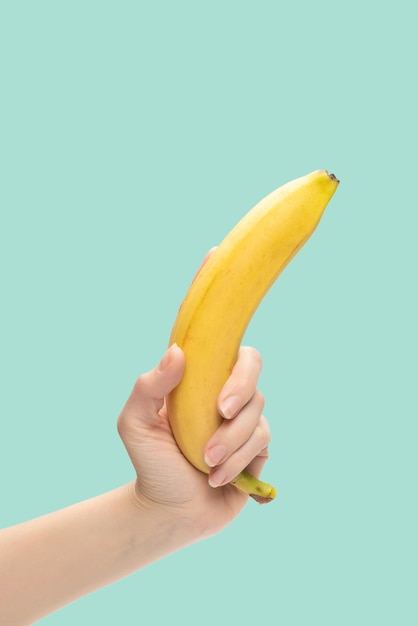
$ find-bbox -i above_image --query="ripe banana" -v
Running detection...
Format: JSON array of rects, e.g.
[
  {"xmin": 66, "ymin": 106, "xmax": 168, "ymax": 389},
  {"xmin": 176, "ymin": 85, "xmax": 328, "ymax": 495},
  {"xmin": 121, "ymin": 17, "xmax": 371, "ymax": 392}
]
[{"xmin": 167, "ymin": 170, "xmax": 339, "ymax": 503}]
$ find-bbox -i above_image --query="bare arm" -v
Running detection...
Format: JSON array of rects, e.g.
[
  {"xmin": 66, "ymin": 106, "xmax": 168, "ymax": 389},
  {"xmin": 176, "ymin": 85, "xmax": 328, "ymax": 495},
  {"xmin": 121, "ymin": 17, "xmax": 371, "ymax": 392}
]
[
  {"xmin": 0, "ymin": 344, "xmax": 270, "ymax": 624},
  {"xmin": 0, "ymin": 482, "xmax": 197, "ymax": 625}
]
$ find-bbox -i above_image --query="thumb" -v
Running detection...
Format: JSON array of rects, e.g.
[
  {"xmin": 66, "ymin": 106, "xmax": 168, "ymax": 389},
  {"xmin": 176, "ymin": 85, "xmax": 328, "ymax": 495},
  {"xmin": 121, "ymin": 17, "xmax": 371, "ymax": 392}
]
[{"xmin": 121, "ymin": 344, "xmax": 185, "ymax": 425}]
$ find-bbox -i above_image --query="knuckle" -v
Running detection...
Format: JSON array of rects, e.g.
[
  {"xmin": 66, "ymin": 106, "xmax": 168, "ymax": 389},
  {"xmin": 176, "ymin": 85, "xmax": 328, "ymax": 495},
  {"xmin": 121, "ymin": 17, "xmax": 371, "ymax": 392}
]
[
  {"xmin": 241, "ymin": 345, "xmax": 263, "ymax": 369},
  {"xmin": 257, "ymin": 416, "xmax": 271, "ymax": 447},
  {"xmin": 254, "ymin": 389, "xmax": 265, "ymax": 413},
  {"xmin": 250, "ymin": 347, "xmax": 263, "ymax": 369},
  {"xmin": 246, "ymin": 346, "xmax": 263, "ymax": 369},
  {"xmin": 133, "ymin": 373, "xmax": 148, "ymax": 395},
  {"xmin": 263, "ymin": 444, "xmax": 270, "ymax": 457}
]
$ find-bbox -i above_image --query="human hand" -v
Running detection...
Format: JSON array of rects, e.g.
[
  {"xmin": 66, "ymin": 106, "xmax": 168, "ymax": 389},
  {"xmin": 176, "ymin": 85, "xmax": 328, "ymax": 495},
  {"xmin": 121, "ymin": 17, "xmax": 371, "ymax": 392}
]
[{"xmin": 117, "ymin": 344, "xmax": 271, "ymax": 538}]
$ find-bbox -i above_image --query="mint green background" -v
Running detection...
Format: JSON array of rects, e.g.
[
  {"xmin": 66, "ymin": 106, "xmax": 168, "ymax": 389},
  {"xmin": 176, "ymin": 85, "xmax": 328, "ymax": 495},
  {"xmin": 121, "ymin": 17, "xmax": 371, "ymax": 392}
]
[{"xmin": 1, "ymin": 2, "xmax": 417, "ymax": 624}]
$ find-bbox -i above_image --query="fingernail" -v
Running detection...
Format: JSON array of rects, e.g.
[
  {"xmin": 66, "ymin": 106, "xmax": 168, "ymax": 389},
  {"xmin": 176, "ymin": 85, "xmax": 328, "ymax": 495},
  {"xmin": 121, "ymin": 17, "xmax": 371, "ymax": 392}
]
[
  {"xmin": 204, "ymin": 444, "xmax": 227, "ymax": 468},
  {"xmin": 158, "ymin": 344, "xmax": 177, "ymax": 371},
  {"xmin": 208, "ymin": 468, "xmax": 227, "ymax": 488},
  {"xmin": 220, "ymin": 395, "xmax": 241, "ymax": 419}
]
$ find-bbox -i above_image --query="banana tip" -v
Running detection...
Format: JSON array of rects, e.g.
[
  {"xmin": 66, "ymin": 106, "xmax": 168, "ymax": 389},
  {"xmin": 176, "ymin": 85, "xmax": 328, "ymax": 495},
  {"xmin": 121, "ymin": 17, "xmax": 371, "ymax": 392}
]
[
  {"xmin": 250, "ymin": 491, "xmax": 276, "ymax": 505},
  {"xmin": 249, "ymin": 484, "xmax": 277, "ymax": 505},
  {"xmin": 326, "ymin": 170, "xmax": 340, "ymax": 184}
]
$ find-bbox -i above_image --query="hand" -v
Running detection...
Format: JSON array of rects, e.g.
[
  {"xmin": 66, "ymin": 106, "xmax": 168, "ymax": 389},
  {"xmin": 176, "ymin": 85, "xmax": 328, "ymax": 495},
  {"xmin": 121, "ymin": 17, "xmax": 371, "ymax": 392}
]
[{"xmin": 117, "ymin": 344, "xmax": 271, "ymax": 538}]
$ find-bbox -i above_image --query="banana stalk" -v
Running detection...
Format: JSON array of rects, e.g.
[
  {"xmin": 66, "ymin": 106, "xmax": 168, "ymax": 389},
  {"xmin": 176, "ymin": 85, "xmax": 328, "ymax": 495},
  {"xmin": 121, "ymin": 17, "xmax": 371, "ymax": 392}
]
[{"xmin": 167, "ymin": 170, "xmax": 339, "ymax": 503}]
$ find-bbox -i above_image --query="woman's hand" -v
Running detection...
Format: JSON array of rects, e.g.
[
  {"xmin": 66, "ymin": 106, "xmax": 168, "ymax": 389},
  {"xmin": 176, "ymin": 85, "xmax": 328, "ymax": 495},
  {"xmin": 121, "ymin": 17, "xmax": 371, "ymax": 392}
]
[{"xmin": 117, "ymin": 343, "xmax": 271, "ymax": 538}]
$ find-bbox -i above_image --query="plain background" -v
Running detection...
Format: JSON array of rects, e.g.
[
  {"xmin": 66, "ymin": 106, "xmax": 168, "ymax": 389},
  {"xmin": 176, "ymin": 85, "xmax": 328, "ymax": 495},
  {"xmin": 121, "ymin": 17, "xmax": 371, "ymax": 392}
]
[{"xmin": 1, "ymin": 1, "xmax": 417, "ymax": 624}]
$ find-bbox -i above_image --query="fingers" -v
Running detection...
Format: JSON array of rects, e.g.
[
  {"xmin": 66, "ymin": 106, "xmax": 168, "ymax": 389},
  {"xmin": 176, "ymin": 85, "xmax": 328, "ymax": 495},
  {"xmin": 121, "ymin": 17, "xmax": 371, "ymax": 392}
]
[
  {"xmin": 206, "ymin": 414, "xmax": 271, "ymax": 488},
  {"xmin": 217, "ymin": 346, "xmax": 263, "ymax": 419},
  {"xmin": 204, "ymin": 346, "xmax": 271, "ymax": 488},
  {"xmin": 118, "ymin": 344, "xmax": 185, "ymax": 430}
]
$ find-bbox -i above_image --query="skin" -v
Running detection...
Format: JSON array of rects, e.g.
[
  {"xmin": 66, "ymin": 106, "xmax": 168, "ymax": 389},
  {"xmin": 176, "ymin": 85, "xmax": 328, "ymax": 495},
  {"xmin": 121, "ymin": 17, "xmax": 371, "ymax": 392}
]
[{"xmin": 0, "ymin": 344, "xmax": 271, "ymax": 625}]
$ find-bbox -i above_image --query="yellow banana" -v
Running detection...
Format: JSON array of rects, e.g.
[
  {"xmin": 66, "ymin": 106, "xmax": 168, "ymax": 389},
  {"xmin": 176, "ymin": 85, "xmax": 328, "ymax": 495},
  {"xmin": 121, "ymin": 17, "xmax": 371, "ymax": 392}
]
[{"xmin": 166, "ymin": 170, "xmax": 339, "ymax": 503}]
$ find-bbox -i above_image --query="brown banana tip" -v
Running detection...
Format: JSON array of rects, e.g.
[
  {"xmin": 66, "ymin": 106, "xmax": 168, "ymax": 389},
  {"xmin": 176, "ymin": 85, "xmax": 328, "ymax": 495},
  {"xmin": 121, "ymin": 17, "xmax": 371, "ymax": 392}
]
[
  {"xmin": 250, "ymin": 484, "xmax": 277, "ymax": 504},
  {"xmin": 326, "ymin": 171, "xmax": 340, "ymax": 184},
  {"xmin": 250, "ymin": 493, "xmax": 276, "ymax": 504}
]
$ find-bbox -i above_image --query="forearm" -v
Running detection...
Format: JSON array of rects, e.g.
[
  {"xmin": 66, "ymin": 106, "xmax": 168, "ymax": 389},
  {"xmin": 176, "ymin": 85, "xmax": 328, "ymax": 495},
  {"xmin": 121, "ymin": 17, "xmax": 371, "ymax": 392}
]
[{"xmin": 0, "ymin": 482, "xmax": 195, "ymax": 625}]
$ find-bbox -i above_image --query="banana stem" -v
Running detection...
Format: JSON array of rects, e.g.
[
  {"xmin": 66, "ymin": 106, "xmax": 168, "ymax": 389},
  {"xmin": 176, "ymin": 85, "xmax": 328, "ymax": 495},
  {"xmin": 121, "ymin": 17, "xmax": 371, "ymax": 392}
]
[{"xmin": 230, "ymin": 470, "xmax": 277, "ymax": 504}]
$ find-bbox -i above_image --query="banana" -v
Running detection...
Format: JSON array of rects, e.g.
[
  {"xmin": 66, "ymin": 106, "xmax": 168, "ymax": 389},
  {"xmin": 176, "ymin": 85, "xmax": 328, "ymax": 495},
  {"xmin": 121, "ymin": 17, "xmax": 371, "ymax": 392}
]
[{"xmin": 166, "ymin": 170, "xmax": 339, "ymax": 503}]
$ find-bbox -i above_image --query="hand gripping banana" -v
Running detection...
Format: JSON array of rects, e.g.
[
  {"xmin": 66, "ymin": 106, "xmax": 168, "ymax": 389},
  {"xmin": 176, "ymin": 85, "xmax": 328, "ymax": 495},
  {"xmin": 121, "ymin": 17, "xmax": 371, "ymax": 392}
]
[{"xmin": 167, "ymin": 170, "xmax": 339, "ymax": 503}]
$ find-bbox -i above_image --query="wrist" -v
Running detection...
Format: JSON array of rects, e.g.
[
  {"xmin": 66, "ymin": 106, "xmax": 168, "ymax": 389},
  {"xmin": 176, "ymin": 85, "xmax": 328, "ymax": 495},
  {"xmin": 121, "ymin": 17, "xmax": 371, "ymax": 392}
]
[{"xmin": 122, "ymin": 481, "xmax": 202, "ymax": 558}]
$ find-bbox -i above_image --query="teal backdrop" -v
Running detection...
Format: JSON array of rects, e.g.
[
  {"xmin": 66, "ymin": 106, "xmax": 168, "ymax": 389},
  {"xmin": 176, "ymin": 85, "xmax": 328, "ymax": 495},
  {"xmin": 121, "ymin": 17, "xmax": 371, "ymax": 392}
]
[{"xmin": 1, "ymin": 1, "xmax": 416, "ymax": 624}]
